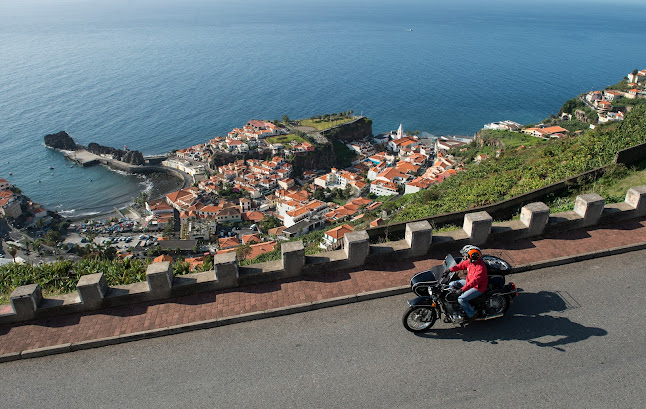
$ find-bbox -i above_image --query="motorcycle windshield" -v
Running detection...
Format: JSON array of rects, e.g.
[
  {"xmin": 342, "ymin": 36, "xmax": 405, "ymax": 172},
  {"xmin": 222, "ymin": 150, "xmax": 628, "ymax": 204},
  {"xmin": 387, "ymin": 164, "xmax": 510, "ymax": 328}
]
[
  {"xmin": 445, "ymin": 254, "xmax": 457, "ymax": 269},
  {"xmin": 432, "ymin": 254, "xmax": 457, "ymax": 283},
  {"xmin": 432, "ymin": 254, "xmax": 458, "ymax": 282}
]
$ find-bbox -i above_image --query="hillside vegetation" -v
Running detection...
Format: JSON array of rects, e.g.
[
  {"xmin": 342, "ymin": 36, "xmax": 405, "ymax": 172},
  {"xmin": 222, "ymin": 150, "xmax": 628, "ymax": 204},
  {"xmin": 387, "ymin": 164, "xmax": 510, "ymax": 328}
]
[{"xmin": 389, "ymin": 102, "xmax": 646, "ymax": 223}]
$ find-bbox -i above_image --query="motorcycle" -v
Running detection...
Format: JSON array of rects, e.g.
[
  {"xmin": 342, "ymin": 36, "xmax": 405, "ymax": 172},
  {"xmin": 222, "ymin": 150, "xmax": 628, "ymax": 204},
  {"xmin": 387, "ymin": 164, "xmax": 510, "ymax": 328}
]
[{"xmin": 402, "ymin": 253, "xmax": 518, "ymax": 333}]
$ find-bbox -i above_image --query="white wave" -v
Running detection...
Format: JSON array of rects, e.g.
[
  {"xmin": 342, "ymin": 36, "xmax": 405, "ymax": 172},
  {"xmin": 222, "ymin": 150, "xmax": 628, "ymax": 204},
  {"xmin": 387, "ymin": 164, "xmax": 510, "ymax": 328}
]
[
  {"xmin": 139, "ymin": 177, "xmax": 154, "ymax": 194},
  {"xmin": 99, "ymin": 163, "xmax": 132, "ymax": 176}
]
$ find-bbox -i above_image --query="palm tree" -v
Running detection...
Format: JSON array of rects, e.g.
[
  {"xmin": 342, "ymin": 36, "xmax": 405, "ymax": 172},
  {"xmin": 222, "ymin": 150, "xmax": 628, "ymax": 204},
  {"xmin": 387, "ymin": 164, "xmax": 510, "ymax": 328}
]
[{"xmin": 8, "ymin": 245, "xmax": 17, "ymax": 261}]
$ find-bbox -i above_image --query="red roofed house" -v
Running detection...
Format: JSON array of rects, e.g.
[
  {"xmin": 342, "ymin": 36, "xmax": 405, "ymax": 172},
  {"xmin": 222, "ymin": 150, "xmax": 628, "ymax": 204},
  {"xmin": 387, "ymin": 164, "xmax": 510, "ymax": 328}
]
[
  {"xmin": 321, "ymin": 224, "xmax": 354, "ymax": 249},
  {"xmin": 375, "ymin": 167, "xmax": 406, "ymax": 184},
  {"xmin": 153, "ymin": 254, "xmax": 173, "ymax": 263},
  {"xmin": 241, "ymin": 234, "xmax": 262, "ymax": 245},
  {"xmin": 219, "ymin": 237, "xmax": 240, "ymax": 250},
  {"xmin": 185, "ymin": 256, "xmax": 205, "ymax": 271},
  {"xmin": 0, "ymin": 195, "xmax": 22, "ymax": 218},
  {"xmin": 370, "ymin": 180, "xmax": 399, "ymax": 197},
  {"xmin": 405, "ymin": 177, "xmax": 435, "ymax": 194},
  {"xmin": 242, "ymin": 211, "xmax": 265, "ymax": 223}
]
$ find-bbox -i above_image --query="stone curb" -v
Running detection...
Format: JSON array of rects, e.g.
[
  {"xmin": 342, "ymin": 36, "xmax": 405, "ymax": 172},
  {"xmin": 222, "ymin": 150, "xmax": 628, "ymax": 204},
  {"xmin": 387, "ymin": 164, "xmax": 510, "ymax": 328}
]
[
  {"xmin": 511, "ymin": 242, "xmax": 646, "ymax": 273},
  {"xmin": 2, "ymin": 241, "xmax": 645, "ymax": 364}
]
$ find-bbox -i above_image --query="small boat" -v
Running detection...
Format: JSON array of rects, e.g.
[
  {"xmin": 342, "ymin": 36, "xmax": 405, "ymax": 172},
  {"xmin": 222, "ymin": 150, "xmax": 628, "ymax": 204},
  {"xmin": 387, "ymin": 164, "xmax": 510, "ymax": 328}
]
[
  {"xmin": 49, "ymin": 166, "xmax": 55, "ymax": 170},
  {"xmin": 9, "ymin": 172, "xmax": 12, "ymax": 176},
  {"xmin": 409, "ymin": 28, "xmax": 413, "ymax": 32},
  {"xmin": 38, "ymin": 180, "xmax": 41, "ymax": 183}
]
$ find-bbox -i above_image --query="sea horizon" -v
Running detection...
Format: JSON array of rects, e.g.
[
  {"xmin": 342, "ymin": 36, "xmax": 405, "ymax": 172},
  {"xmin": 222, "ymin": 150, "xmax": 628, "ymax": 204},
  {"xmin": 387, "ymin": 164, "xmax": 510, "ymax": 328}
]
[{"xmin": 2, "ymin": 0, "xmax": 646, "ymax": 218}]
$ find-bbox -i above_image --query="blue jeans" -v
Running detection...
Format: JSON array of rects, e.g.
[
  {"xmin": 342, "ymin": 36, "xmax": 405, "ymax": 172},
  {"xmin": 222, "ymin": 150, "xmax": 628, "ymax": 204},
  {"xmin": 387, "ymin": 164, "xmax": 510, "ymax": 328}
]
[{"xmin": 449, "ymin": 279, "xmax": 482, "ymax": 318}]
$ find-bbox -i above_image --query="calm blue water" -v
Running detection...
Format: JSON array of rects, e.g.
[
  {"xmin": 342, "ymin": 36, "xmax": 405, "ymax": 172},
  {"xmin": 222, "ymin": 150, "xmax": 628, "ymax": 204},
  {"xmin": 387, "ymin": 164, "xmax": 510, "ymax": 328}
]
[{"xmin": 1, "ymin": 0, "xmax": 646, "ymax": 217}]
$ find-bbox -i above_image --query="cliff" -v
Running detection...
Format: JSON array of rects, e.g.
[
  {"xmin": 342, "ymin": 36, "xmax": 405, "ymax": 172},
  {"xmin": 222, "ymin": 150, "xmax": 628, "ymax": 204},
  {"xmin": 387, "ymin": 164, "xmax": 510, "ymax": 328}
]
[
  {"xmin": 321, "ymin": 117, "xmax": 372, "ymax": 142},
  {"xmin": 291, "ymin": 143, "xmax": 338, "ymax": 174}
]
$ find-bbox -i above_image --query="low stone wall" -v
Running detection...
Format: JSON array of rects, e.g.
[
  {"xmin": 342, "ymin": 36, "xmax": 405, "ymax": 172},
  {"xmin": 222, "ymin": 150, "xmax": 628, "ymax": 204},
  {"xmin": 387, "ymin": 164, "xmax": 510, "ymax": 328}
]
[
  {"xmin": 1, "ymin": 185, "xmax": 645, "ymax": 325},
  {"xmin": 615, "ymin": 141, "xmax": 646, "ymax": 166}
]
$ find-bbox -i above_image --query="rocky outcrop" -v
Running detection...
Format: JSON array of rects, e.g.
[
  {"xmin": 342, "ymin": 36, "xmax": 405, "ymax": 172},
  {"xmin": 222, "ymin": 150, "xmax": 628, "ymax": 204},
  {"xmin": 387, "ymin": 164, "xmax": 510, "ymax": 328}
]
[
  {"xmin": 44, "ymin": 131, "xmax": 78, "ymax": 151},
  {"xmin": 86, "ymin": 143, "xmax": 145, "ymax": 165},
  {"xmin": 44, "ymin": 131, "xmax": 145, "ymax": 166}
]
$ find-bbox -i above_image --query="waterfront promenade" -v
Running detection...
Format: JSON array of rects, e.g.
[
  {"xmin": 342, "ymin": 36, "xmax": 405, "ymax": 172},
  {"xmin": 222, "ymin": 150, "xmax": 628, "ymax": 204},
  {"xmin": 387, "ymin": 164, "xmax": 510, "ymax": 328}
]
[{"xmin": 1, "ymin": 216, "xmax": 645, "ymax": 361}]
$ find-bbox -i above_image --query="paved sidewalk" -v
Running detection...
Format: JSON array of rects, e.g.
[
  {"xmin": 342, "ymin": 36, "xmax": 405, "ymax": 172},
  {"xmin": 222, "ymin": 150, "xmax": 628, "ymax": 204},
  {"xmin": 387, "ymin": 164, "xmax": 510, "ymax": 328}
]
[{"xmin": 1, "ymin": 217, "xmax": 645, "ymax": 361}]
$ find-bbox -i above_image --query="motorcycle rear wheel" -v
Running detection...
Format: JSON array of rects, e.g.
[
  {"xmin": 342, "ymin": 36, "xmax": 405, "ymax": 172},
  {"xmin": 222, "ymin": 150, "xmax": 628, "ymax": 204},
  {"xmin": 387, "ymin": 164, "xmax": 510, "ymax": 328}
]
[
  {"xmin": 402, "ymin": 307, "xmax": 436, "ymax": 333},
  {"xmin": 485, "ymin": 294, "xmax": 510, "ymax": 315}
]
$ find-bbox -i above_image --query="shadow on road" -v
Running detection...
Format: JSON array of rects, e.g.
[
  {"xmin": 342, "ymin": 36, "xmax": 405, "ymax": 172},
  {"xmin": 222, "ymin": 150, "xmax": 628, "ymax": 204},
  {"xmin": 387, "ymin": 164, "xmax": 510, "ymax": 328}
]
[{"xmin": 417, "ymin": 290, "xmax": 607, "ymax": 351}]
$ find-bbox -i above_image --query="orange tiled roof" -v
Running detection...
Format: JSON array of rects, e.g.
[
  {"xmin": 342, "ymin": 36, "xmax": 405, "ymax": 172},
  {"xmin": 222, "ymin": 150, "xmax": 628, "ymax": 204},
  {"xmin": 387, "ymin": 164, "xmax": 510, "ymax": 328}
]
[
  {"xmin": 325, "ymin": 224, "xmax": 354, "ymax": 240},
  {"xmin": 153, "ymin": 255, "xmax": 173, "ymax": 263}
]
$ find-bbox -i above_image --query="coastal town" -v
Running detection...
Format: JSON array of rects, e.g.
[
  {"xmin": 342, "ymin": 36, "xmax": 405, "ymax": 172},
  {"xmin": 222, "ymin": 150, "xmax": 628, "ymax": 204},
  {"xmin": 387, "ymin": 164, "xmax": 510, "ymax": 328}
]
[{"xmin": 1, "ymin": 69, "xmax": 645, "ymax": 270}]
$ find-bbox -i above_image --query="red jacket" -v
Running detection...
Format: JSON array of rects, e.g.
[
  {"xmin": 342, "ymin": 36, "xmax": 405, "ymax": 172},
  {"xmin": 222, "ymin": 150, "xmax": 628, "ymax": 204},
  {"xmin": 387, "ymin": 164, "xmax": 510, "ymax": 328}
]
[{"xmin": 450, "ymin": 258, "xmax": 488, "ymax": 293}]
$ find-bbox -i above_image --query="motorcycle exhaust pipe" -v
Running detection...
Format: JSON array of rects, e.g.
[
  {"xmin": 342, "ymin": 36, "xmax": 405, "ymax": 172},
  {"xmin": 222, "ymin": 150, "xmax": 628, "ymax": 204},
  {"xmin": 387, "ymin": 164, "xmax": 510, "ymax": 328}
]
[{"xmin": 476, "ymin": 313, "xmax": 504, "ymax": 321}]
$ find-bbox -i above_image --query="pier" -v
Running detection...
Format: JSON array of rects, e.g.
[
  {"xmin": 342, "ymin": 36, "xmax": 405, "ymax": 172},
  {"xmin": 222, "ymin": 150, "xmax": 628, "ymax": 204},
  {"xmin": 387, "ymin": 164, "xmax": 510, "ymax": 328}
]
[{"xmin": 64, "ymin": 149, "xmax": 100, "ymax": 167}]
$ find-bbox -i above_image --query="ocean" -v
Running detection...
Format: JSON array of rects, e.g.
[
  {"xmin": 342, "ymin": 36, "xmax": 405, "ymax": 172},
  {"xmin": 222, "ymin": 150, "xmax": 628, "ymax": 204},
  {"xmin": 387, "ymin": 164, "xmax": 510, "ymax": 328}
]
[{"xmin": 1, "ymin": 0, "xmax": 646, "ymax": 218}]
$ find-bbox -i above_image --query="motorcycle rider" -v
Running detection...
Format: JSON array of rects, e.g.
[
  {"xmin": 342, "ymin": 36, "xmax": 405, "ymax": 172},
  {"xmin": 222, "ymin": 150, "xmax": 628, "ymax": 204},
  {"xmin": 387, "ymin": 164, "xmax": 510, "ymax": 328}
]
[{"xmin": 448, "ymin": 245, "xmax": 488, "ymax": 321}]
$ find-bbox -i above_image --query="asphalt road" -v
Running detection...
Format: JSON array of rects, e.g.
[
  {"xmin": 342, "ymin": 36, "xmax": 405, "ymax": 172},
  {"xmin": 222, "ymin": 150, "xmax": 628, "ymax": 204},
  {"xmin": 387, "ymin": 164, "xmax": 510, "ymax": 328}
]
[{"xmin": 2, "ymin": 251, "xmax": 646, "ymax": 408}]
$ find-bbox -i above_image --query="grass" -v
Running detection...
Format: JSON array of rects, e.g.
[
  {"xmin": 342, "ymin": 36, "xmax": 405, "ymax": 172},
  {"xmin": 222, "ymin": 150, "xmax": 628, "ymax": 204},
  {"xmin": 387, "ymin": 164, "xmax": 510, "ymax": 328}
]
[
  {"xmin": 299, "ymin": 117, "xmax": 355, "ymax": 131},
  {"xmin": 266, "ymin": 134, "xmax": 309, "ymax": 145},
  {"xmin": 605, "ymin": 166, "xmax": 646, "ymax": 197}
]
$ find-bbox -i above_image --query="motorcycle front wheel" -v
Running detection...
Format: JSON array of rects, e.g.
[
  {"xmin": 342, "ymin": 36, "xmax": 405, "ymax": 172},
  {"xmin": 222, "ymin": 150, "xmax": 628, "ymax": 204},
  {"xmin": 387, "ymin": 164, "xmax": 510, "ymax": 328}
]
[{"xmin": 402, "ymin": 307, "xmax": 436, "ymax": 333}]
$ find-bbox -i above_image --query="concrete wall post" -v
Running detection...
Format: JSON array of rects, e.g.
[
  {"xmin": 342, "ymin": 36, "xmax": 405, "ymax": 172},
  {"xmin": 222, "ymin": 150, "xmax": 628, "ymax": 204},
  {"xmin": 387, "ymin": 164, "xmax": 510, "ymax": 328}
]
[
  {"xmin": 10, "ymin": 284, "xmax": 43, "ymax": 321},
  {"xmin": 463, "ymin": 211, "xmax": 493, "ymax": 245},
  {"xmin": 76, "ymin": 273, "xmax": 108, "ymax": 307},
  {"xmin": 574, "ymin": 193, "xmax": 605, "ymax": 226},
  {"xmin": 282, "ymin": 241, "xmax": 305, "ymax": 277},
  {"xmin": 520, "ymin": 202, "xmax": 550, "ymax": 236},
  {"xmin": 343, "ymin": 230, "xmax": 370, "ymax": 268},
  {"xmin": 625, "ymin": 185, "xmax": 646, "ymax": 216},
  {"xmin": 405, "ymin": 221, "xmax": 433, "ymax": 257},
  {"xmin": 146, "ymin": 261, "xmax": 174, "ymax": 296},
  {"xmin": 213, "ymin": 252, "xmax": 239, "ymax": 287}
]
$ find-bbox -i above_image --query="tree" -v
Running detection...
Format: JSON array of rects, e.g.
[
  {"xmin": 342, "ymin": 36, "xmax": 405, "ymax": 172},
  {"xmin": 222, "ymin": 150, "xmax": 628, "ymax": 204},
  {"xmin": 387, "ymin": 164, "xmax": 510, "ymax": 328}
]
[
  {"xmin": 134, "ymin": 191, "xmax": 149, "ymax": 207},
  {"xmin": 282, "ymin": 115, "xmax": 290, "ymax": 124},
  {"xmin": 236, "ymin": 244, "xmax": 252, "ymax": 260},
  {"xmin": 313, "ymin": 188, "xmax": 325, "ymax": 201},
  {"xmin": 45, "ymin": 230, "xmax": 62, "ymax": 246},
  {"xmin": 342, "ymin": 183, "xmax": 354, "ymax": 199},
  {"xmin": 7, "ymin": 245, "xmax": 17, "ymax": 261},
  {"xmin": 632, "ymin": 68, "xmax": 639, "ymax": 76},
  {"xmin": 163, "ymin": 223, "xmax": 175, "ymax": 238},
  {"xmin": 259, "ymin": 215, "xmax": 282, "ymax": 231}
]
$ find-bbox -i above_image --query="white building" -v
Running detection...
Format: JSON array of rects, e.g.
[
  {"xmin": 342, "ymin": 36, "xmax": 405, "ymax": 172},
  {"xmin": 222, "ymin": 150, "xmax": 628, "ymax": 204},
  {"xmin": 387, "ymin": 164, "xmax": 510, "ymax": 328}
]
[
  {"xmin": 370, "ymin": 180, "xmax": 399, "ymax": 197},
  {"xmin": 483, "ymin": 120, "xmax": 522, "ymax": 131},
  {"xmin": 283, "ymin": 200, "xmax": 328, "ymax": 227},
  {"xmin": 162, "ymin": 158, "xmax": 206, "ymax": 177}
]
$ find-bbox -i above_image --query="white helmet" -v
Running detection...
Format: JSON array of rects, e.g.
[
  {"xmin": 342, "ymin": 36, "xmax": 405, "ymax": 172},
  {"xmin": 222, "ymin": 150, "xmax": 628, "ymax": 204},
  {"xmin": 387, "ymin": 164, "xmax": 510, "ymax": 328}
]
[{"xmin": 459, "ymin": 245, "xmax": 482, "ymax": 262}]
